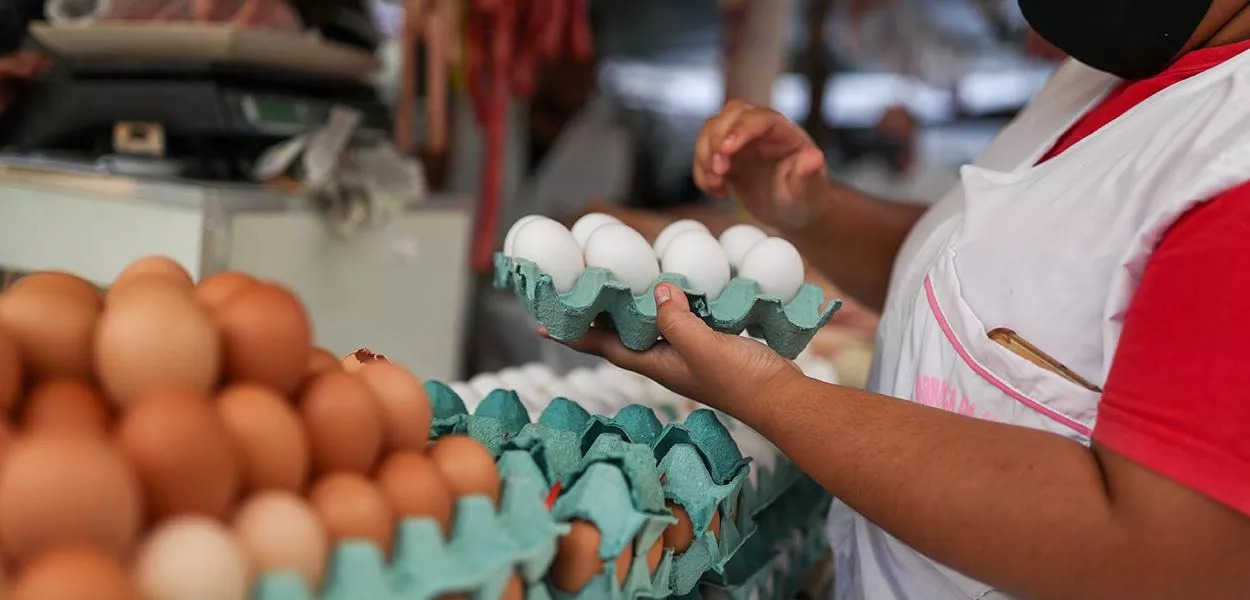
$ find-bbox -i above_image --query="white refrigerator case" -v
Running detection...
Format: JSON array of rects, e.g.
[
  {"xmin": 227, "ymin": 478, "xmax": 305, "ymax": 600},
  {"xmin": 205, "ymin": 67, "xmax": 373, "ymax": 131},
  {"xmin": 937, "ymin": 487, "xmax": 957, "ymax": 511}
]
[{"xmin": 0, "ymin": 164, "xmax": 474, "ymax": 381}]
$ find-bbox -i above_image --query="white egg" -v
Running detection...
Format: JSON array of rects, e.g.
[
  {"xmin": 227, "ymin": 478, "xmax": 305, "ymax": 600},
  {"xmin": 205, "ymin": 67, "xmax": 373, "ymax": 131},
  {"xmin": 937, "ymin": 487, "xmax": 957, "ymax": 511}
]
[
  {"xmin": 544, "ymin": 381, "xmax": 582, "ymax": 402},
  {"xmin": 503, "ymin": 215, "xmax": 550, "ymax": 256},
  {"xmin": 595, "ymin": 363, "xmax": 649, "ymax": 402},
  {"xmin": 570, "ymin": 212, "xmax": 622, "ymax": 248},
  {"xmin": 134, "ymin": 517, "xmax": 251, "ymax": 600},
  {"xmin": 449, "ymin": 383, "xmax": 481, "ymax": 408},
  {"xmin": 738, "ymin": 237, "xmax": 804, "ymax": 303},
  {"xmin": 653, "ymin": 219, "xmax": 710, "ymax": 258},
  {"xmin": 718, "ymin": 224, "xmax": 768, "ymax": 269},
  {"xmin": 583, "ymin": 224, "xmax": 661, "ymax": 296},
  {"xmin": 514, "ymin": 387, "xmax": 549, "ymax": 412},
  {"xmin": 660, "ymin": 230, "xmax": 731, "ymax": 299},
  {"xmin": 510, "ymin": 219, "xmax": 586, "ymax": 293},
  {"xmin": 520, "ymin": 363, "xmax": 558, "ymax": 389},
  {"xmin": 499, "ymin": 368, "xmax": 544, "ymax": 403},
  {"xmin": 469, "ymin": 373, "xmax": 506, "ymax": 398},
  {"xmin": 565, "ymin": 369, "xmax": 614, "ymax": 411}
]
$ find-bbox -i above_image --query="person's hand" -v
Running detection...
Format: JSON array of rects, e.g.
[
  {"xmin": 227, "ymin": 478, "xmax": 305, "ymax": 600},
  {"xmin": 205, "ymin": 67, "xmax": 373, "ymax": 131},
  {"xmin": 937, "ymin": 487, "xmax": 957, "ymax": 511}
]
[
  {"xmin": 694, "ymin": 100, "xmax": 830, "ymax": 230},
  {"xmin": 541, "ymin": 282, "xmax": 805, "ymax": 408}
]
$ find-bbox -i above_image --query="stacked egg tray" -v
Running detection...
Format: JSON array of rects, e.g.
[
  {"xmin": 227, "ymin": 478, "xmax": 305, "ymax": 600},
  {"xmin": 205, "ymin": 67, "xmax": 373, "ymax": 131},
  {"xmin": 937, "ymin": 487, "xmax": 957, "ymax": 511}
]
[
  {"xmin": 494, "ymin": 254, "xmax": 842, "ymax": 359},
  {"xmin": 253, "ymin": 464, "xmax": 564, "ymax": 600},
  {"xmin": 424, "ymin": 380, "xmax": 833, "ymax": 599},
  {"xmin": 696, "ymin": 477, "xmax": 833, "ymax": 600}
]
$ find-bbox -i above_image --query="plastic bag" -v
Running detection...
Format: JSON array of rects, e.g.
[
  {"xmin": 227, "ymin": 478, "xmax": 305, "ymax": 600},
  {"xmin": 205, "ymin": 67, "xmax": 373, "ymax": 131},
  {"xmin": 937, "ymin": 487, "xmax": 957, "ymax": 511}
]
[{"xmin": 45, "ymin": 0, "xmax": 303, "ymax": 31}]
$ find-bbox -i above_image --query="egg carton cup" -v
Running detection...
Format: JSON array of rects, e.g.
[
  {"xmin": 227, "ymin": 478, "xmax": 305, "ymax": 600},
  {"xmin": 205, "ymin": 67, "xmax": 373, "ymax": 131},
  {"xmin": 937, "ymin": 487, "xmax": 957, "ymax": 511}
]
[
  {"xmin": 494, "ymin": 254, "xmax": 842, "ymax": 359},
  {"xmin": 658, "ymin": 443, "xmax": 753, "ymax": 596},
  {"xmin": 549, "ymin": 461, "xmax": 677, "ymax": 600},
  {"xmin": 253, "ymin": 472, "xmax": 563, "ymax": 600}
]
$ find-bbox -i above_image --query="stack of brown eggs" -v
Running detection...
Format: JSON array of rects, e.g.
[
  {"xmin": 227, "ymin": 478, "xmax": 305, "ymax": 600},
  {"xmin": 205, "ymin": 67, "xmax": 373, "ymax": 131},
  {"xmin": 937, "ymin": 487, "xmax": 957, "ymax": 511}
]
[{"xmin": 0, "ymin": 257, "xmax": 507, "ymax": 600}]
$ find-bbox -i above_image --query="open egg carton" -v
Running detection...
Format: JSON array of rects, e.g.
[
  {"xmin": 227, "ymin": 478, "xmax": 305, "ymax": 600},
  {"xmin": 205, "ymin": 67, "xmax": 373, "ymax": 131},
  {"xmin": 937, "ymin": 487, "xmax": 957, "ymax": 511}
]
[
  {"xmin": 253, "ymin": 470, "xmax": 564, "ymax": 600},
  {"xmin": 425, "ymin": 381, "xmax": 756, "ymax": 598},
  {"xmin": 494, "ymin": 253, "xmax": 841, "ymax": 359}
]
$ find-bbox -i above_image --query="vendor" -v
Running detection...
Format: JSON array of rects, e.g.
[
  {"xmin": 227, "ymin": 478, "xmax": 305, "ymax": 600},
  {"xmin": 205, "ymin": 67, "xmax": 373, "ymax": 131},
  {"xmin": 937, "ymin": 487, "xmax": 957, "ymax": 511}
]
[{"xmin": 547, "ymin": 0, "xmax": 1250, "ymax": 597}]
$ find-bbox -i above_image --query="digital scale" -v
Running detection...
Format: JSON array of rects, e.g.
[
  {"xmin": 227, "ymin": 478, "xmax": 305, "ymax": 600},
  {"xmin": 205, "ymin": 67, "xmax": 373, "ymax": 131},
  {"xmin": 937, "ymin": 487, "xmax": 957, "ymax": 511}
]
[{"xmin": 0, "ymin": 59, "xmax": 393, "ymax": 180}]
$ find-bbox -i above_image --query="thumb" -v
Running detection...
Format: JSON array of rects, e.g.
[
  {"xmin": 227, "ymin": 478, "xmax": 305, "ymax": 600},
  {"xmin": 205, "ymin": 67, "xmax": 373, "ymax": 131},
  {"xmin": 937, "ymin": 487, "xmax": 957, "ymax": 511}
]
[{"xmin": 653, "ymin": 283, "xmax": 718, "ymax": 355}]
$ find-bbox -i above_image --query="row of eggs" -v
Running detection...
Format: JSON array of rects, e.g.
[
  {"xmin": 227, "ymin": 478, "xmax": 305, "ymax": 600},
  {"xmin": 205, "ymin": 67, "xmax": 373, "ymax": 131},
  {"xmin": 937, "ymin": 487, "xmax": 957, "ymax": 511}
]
[
  {"xmin": 449, "ymin": 345, "xmax": 839, "ymax": 424},
  {"xmin": 503, "ymin": 214, "xmax": 806, "ymax": 303}
]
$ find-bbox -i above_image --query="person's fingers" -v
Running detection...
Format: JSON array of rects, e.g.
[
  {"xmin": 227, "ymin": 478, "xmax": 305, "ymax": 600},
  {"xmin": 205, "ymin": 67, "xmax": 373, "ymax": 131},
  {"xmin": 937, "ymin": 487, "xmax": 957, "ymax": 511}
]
[
  {"xmin": 653, "ymin": 283, "xmax": 721, "ymax": 358},
  {"xmin": 696, "ymin": 101, "xmax": 750, "ymax": 171},
  {"xmin": 705, "ymin": 103, "xmax": 755, "ymax": 173},
  {"xmin": 795, "ymin": 146, "xmax": 826, "ymax": 177},
  {"xmin": 717, "ymin": 109, "xmax": 790, "ymax": 158}
]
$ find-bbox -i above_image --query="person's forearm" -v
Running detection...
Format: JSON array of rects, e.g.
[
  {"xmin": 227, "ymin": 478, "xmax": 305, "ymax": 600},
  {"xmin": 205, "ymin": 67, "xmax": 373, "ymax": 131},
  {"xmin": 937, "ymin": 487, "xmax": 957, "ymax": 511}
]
[
  {"xmin": 781, "ymin": 181, "xmax": 928, "ymax": 312},
  {"xmin": 731, "ymin": 377, "xmax": 1243, "ymax": 599}
]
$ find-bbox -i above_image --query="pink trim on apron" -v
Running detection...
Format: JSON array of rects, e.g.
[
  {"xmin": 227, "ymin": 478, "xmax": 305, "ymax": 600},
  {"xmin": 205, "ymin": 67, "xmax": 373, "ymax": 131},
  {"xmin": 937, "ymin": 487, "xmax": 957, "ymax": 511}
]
[{"xmin": 923, "ymin": 275, "xmax": 1093, "ymax": 437}]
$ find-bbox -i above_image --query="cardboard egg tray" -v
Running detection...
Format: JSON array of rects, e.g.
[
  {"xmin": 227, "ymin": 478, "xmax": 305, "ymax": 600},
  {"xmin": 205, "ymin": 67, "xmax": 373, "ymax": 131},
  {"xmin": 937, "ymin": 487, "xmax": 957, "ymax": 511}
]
[
  {"xmin": 252, "ymin": 463, "xmax": 564, "ymax": 600},
  {"xmin": 494, "ymin": 254, "xmax": 842, "ymax": 359},
  {"xmin": 698, "ymin": 478, "xmax": 833, "ymax": 600},
  {"xmin": 425, "ymin": 382, "xmax": 757, "ymax": 598}
]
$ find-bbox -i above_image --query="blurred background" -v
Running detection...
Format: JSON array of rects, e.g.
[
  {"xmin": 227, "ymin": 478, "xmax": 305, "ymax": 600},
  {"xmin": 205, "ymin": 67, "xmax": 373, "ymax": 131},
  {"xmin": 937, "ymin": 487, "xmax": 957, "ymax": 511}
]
[{"xmin": 0, "ymin": 0, "xmax": 1063, "ymax": 387}]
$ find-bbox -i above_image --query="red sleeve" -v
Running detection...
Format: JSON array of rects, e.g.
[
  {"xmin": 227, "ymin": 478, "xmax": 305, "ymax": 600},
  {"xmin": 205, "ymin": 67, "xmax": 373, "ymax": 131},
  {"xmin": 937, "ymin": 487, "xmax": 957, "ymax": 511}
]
[{"xmin": 1095, "ymin": 180, "xmax": 1250, "ymax": 516}]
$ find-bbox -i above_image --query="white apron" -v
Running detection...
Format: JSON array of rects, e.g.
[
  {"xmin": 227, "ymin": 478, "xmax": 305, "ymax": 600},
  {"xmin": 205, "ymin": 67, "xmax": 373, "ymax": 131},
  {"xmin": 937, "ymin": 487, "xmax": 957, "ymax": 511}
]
[{"xmin": 827, "ymin": 51, "xmax": 1250, "ymax": 600}]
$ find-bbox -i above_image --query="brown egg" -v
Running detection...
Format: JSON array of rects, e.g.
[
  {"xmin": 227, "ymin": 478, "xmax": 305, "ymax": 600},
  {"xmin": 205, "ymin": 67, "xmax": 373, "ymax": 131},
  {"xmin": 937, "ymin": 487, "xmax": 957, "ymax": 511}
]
[
  {"xmin": 374, "ymin": 452, "xmax": 454, "ymax": 534},
  {"xmin": 308, "ymin": 473, "xmax": 394, "ymax": 554},
  {"xmin": 215, "ymin": 284, "xmax": 311, "ymax": 396},
  {"xmin": 94, "ymin": 280, "xmax": 220, "ymax": 408},
  {"xmin": 11, "ymin": 545, "xmax": 139, "ymax": 600},
  {"xmin": 7, "ymin": 271, "xmax": 99, "ymax": 297},
  {"xmin": 194, "ymin": 272, "xmax": 258, "ymax": 312},
  {"xmin": 216, "ymin": 384, "xmax": 310, "ymax": 493},
  {"xmin": 117, "ymin": 390, "xmax": 240, "ymax": 519},
  {"xmin": 233, "ymin": 492, "xmax": 327, "ymax": 588},
  {"xmin": 0, "ymin": 272, "xmax": 101, "ymax": 380},
  {"xmin": 645, "ymin": 535, "xmax": 664, "ymax": 573},
  {"xmin": 501, "ymin": 573, "xmax": 525, "ymax": 600},
  {"xmin": 614, "ymin": 543, "xmax": 632, "ymax": 585},
  {"xmin": 427, "ymin": 436, "xmax": 500, "ymax": 503},
  {"xmin": 112, "ymin": 256, "xmax": 193, "ymax": 292},
  {"xmin": 0, "ymin": 433, "xmax": 143, "ymax": 561},
  {"xmin": 663, "ymin": 502, "xmax": 720, "ymax": 554},
  {"xmin": 21, "ymin": 379, "xmax": 112, "ymax": 435},
  {"xmin": 306, "ymin": 347, "xmax": 340, "ymax": 377},
  {"xmin": 299, "ymin": 372, "xmax": 383, "ymax": 475},
  {"xmin": 550, "ymin": 520, "xmax": 604, "ymax": 593},
  {"xmin": 356, "ymin": 362, "xmax": 432, "ymax": 452},
  {"xmin": 341, "ymin": 348, "xmax": 387, "ymax": 373},
  {"xmin": 0, "ymin": 326, "xmax": 22, "ymax": 412},
  {"xmin": 133, "ymin": 517, "xmax": 251, "ymax": 600}
]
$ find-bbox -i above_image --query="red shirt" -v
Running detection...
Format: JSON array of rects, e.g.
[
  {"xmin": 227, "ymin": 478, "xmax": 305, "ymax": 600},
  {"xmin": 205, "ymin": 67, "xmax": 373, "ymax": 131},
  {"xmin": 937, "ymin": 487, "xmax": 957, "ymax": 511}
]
[{"xmin": 1040, "ymin": 39, "xmax": 1250, "ymax": 516}]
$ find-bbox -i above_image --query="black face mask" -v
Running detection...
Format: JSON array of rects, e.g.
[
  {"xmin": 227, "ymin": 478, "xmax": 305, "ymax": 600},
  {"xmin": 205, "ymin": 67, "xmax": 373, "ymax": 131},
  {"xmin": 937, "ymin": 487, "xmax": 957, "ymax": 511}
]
[{"xmin": 1018, "ymin": 0, "xmax": 1214, "ymax": 80}]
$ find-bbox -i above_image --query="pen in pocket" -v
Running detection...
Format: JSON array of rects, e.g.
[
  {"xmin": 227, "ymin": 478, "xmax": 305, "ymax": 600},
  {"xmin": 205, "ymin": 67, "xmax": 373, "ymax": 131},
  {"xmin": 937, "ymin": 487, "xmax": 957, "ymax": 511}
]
[{"xmin": 987, "ymin": 327, "xmax": 1102, "ymax": 393}]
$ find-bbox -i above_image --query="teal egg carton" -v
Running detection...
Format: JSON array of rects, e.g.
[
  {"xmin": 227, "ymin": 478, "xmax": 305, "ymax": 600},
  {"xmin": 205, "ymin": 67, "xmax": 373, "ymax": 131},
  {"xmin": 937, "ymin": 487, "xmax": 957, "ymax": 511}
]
[
  {"xmin": 494, "ymin": 254, "xmax": 842, "ymax": 359},
  {"xmin": 697, "ymin": 517, "xmax": 830, "ymax": 600},
  {"xmin": 424, "ymin": 381, "xmax": 763, "ymax": 597},
  {"xmin": 252, "ymin": 459, "xmax": 563, "ymax": 600},
  {"xmin": 702, "ymin": 477, "xmax": 832, "ymax": 595}
]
